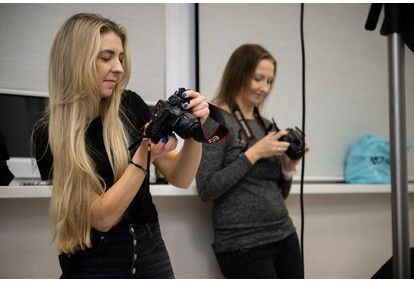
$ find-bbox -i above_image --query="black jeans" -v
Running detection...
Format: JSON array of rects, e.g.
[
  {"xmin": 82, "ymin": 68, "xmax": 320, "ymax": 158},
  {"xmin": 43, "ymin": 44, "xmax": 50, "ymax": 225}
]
[
  {"xmin": 215, "ymin": 233, "xmax": 303, "ymax": 279},
  {"xmin": 58, "ymin": 222, "xmax": 174, "ymax": 278}
]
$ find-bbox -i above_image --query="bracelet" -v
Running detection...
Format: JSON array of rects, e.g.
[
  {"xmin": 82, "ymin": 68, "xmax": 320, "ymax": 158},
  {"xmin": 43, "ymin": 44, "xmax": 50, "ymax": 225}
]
[
  {"xmin": 281, "ymin": 165, "xmax": 297, "ymax": 178},
  {"xmin": 129, "ymin": 160, "xmax": 148, "ymax": 175}
]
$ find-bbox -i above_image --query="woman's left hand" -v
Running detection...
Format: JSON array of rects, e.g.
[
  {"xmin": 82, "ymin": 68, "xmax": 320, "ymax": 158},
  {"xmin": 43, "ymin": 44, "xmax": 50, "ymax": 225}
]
[
  {"xmin": 180, "ymin": 90, "xmax": 210, "ymax": 125},
  {"xmin": 282, "ymin": 143, "xmax": 310, "ymax": 171},
  {"xmin": 150, "ymin": 133, "xmax": 179, "ymax": 161}
]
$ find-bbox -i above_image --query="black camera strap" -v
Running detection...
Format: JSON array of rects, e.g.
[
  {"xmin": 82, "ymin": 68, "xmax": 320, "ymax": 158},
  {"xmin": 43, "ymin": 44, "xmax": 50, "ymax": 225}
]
[
  {"xmin": 231, "ymin": 103, "xmax": 268, "ymax": 146},
  {"xmin": 192, "ymin": 103, "xmax": 229, "ymax": 144}
]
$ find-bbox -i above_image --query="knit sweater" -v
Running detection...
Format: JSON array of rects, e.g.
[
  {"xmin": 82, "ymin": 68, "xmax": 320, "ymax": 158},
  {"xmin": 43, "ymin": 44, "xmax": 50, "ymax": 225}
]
[{"xmin": 196, "ymin": 109, "xmax": 296, "ymax": 253}]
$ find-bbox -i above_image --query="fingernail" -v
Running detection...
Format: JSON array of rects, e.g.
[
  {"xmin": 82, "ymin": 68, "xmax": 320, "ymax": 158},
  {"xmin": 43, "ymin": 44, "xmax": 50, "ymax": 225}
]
[
  {"xmin": 161, "ymin": 137, "xmax": 167, "ymax": 143},
  {"xmin": 181, "ymin": 92, "xmax": 187, "ymax": 97},
  {"xmin": 183, "ymin": 103, "xmax": 188, "ymax": 109}
]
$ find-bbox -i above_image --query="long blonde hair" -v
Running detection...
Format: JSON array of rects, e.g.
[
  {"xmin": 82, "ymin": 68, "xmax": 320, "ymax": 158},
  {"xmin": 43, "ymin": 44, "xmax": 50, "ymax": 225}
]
[{"xmin": 47, "ymin": 13, "xmax": 131, "ymax": 253}]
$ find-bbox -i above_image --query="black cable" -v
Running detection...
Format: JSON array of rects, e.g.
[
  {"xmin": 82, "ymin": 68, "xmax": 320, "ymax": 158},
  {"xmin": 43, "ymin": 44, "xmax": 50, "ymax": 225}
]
[
  {"xmin": 146, "ymin": 139, "xmax": 151, "ymax": 186},
  {"xmin": 194, "ymin": 3, "xmax": 200, "ymax": 91},
  {"xmin": 299, "ymin": 3, "xmax": 306, "ymax": 278}
]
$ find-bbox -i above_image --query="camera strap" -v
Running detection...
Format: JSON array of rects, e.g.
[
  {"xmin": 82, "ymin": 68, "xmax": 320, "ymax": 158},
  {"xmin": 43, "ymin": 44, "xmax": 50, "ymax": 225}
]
[
  {"xmin": 192, "ymin": 103, "xmax": 230, "ymax": 144},
  {"xmin": 231, "ymin": 103, "xmax": 268, "ymax": 146}
]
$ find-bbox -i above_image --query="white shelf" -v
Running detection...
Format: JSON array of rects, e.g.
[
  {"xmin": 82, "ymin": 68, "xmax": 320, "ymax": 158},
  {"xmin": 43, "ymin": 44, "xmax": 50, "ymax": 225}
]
[
  {"xmin": 1, "ymin": 182, "xmax": 413, "ymax": 198},
  {"xmin": 0, "ymin": 185, "xmax": 53, "ymax": 198}
]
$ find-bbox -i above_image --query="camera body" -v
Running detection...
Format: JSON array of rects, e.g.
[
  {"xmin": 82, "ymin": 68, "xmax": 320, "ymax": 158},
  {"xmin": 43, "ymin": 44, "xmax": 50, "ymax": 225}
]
[
  {"xmin": 279, "ymin": 127, "xmax": 304, "ymax": 160},
  {"xmin": 145, "ymin": 88, "xmax": 200, "ymax": 143}
]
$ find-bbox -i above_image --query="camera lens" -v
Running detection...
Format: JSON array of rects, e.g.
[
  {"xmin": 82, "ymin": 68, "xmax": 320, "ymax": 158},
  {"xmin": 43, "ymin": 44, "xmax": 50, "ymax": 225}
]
[{"xmin": 174, "ymin": 113, "xmax": 199, "ymax": 139}]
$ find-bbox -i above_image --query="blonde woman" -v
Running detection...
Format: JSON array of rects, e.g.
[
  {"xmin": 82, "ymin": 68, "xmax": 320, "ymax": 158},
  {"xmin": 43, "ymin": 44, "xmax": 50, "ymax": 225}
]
[{"xmin": 33, "ymin": 13, "xmax": 209, "ymax": 278}]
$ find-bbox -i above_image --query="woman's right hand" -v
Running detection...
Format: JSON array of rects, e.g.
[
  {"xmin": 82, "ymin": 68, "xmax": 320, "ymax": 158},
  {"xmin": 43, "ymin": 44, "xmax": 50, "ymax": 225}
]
[{"xmin": 244, "ymin": 131, "xmax": 290, "ymax": 164}]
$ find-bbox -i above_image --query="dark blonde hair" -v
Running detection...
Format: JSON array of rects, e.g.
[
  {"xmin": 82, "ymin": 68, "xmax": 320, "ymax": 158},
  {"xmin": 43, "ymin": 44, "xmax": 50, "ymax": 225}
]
[
  {"xmin": 213, "ymin": 44, "xmax": 277, "ymax": 110},
  {"xmin": 47, "ymin": 13, "xmax": 131, "ymax": 253}
]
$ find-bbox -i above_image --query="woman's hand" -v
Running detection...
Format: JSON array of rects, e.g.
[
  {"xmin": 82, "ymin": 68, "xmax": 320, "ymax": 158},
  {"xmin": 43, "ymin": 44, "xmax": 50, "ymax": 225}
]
[
  {"xmin": 282, "ymin": 142, "xmax": 310, "ymax": 171},
  {"xmin": 132, "ymin": 124, "xmax": 178, "ymax": 166},
  {"xmin": 149, "ymin": 133, "xmax": 178, "ymax": 161},
  {"xmin": 244, "ymin": 131, "xmax": 290, "ymax": 164},
  {"xmin": 180, "ymin": 90, "xmax": 210, "ymax": 125}
]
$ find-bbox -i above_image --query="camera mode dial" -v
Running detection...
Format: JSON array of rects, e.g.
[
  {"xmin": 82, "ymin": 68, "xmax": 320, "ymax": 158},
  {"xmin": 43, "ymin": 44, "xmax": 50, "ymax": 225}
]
[{"xmin": 168, "ymin": 95, "xmax": 180, "ymax": 106}]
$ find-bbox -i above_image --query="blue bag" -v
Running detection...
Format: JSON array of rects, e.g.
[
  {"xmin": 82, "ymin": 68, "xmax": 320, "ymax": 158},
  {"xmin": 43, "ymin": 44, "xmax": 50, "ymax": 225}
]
[{"xmin": 345, "ymin": 134, "xmax": 411, "ymax": 184}]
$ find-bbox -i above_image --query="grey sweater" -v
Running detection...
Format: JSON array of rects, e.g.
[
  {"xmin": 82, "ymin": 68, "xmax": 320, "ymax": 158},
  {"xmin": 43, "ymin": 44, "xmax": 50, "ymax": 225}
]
[{"xmin": 196, "ymin": 109, "xmax": 296, "ymax": 253}]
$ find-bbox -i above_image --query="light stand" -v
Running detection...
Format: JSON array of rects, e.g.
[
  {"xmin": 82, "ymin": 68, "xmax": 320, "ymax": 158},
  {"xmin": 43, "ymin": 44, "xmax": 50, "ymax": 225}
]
[{"xmin": 365, "ymin": 3, "xmax": 413, "ymax": 279}]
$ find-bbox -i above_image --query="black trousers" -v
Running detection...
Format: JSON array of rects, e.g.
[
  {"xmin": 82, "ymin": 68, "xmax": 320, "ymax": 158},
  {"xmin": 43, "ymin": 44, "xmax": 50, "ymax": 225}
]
[
  {"xmin": 58, "ymin": 222, "xmax": 174, "ymax": 279},
  {"xmin": 215, "ymin": 232, "xmax": 303, "ymax": 279}
]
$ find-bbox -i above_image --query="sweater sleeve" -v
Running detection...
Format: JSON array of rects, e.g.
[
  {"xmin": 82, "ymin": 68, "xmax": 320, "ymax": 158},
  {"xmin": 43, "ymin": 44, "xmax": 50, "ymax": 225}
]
[
  {"xmin": 277, "ymin": 176, "xmax": 293, "ymax": 199},
  {"xmin": 196, "ymin": 116, "xmax": 253, "ymax": 202}
]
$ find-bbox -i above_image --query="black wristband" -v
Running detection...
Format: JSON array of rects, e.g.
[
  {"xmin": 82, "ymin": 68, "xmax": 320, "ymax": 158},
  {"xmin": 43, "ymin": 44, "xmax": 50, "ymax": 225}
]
[{"xmin": 129, "ymin": 160, "xmax": 148, "ymax": 175}]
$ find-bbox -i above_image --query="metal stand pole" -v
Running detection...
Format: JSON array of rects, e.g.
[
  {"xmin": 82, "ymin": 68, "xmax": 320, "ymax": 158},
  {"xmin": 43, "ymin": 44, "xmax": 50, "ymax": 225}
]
[
  {"xmin": 366, "ymin": 3, "xmax": 412, "ymax": 278},
  {"xmin": 387, "ymin": 31, "xmax": 411, "ymax": 279}
]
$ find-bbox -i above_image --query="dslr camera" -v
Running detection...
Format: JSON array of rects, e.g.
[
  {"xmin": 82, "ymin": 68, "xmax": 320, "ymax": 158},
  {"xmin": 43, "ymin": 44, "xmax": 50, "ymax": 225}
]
[
  {"xmin": 280, "ymin": 127, "xmax": 305, "ymax": 160},
  {"xmin": 145, "ymin": 88, "xmax": 200, "ymax": 143},
  {"xmin": 271, "ymin": 119, "xmax": 305, "ymax": 160}
]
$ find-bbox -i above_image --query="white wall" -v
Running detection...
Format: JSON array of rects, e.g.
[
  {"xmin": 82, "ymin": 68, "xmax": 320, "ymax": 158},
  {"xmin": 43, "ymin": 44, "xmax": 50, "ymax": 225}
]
[
  {"xmin": 198, "ymin": 3, "xmax": 414, "ymax": 182},
  {"xmin": 1, "ymin": 193, "xmax": 413, "ymax": 279},
  {"xmin": 0, "ymin": 3, "xmax": 197, "ymax": 102}
]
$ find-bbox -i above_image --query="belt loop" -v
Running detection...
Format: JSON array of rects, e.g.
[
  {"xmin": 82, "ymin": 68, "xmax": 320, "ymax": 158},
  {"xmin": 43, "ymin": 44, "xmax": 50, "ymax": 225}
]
[{"xmin": 145, "ymin": 223, "xmax": 153, "ymax": 239}]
